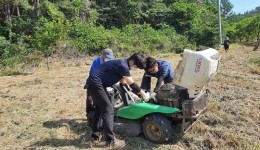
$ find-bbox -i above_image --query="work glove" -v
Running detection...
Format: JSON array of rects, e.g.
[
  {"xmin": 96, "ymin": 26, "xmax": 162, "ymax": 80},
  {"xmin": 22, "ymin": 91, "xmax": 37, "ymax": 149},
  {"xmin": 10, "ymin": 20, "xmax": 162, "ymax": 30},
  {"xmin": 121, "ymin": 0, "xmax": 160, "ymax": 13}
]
[
  {"xmin": 150, "ymin": 92, "xmax": 157, "ymax": 97},
  {"xmin": 142, "ymin": 92, "xmax": 150, "ymax": 102},
  {"xmin": 150, "ymin": 92, "xmax": 158, "ymax": 103}
]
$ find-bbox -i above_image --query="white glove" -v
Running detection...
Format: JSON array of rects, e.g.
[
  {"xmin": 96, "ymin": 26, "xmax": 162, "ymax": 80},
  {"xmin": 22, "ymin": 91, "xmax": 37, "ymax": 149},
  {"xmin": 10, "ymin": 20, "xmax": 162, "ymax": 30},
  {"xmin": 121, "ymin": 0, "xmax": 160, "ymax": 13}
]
[
  {"xmin": 150, "ymin": 92, "xmax": 157, "ymax": 98},
  {"xmin": 142, "ymin": 92, "xmax": 150, "ymax": 102},
  {"xmin": 150, "ymin": 92, "xmax": 158, "ymax": 103}
]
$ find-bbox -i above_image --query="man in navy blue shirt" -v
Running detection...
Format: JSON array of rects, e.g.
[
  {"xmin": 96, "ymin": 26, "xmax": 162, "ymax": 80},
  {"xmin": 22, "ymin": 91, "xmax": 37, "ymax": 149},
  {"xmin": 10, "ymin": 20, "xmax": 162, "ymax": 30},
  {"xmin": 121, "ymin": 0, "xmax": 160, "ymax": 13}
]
[
  {"xmin": 85, "ymin": 53, "xmax": 149, "ymax": 149},
  {"xmin": 86, "ymin": 48, "xmax": 114, "ymax": 115},
  {"xmin": 141, "ymin": 57, "xmax": 174, "ymax": 93}
]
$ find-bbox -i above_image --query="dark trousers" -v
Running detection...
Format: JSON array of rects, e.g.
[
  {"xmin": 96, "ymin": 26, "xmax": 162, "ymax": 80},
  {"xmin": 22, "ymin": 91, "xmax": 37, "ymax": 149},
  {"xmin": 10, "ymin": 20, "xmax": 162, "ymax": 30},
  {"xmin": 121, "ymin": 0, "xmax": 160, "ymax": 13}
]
[
  {"xmin": 224, "ymin": 44, "xmax": 229, "ymax": 51},
  {"xmin": 86, "ymin": 91, "xmax": 103, "ymax": 131},
  {"xmin": 86, "ymin": 91, "xmax": 94, "ymax": 115},
  {"xmin": 87, "ymin": 84, "xmax": 114, "ymax": 142}
]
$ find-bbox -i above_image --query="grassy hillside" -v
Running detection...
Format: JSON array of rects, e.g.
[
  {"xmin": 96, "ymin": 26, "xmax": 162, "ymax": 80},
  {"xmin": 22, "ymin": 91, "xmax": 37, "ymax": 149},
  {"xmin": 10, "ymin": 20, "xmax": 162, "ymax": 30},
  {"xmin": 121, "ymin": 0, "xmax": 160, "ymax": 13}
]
[{"xmin": 0, "ymin": 45, "xmax": 259, "ymax": 149}]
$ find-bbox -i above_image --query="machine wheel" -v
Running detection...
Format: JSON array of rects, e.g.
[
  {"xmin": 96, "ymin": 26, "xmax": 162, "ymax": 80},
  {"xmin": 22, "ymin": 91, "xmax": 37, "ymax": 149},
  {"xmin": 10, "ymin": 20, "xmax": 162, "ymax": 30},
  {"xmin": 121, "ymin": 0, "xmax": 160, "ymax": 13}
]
[{"xmin": 143, "ymin": 114, "xmax": 173, "ymax": 143}]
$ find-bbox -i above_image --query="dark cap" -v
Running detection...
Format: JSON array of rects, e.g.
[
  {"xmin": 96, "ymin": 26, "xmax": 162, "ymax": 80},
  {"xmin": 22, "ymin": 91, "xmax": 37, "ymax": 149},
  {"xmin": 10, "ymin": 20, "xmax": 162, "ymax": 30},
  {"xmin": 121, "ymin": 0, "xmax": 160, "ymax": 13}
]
[{"xmin": 103, "ymin": 48, "xmax": 114, "ymax": 59}]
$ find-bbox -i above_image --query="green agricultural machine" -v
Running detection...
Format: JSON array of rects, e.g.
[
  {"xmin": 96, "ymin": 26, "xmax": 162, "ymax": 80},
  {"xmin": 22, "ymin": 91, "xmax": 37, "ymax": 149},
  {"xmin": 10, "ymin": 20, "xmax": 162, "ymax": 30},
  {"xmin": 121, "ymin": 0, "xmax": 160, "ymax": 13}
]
[{"xmin": 88, "ymin": 48, "xmax": 221, "ymax": 143}]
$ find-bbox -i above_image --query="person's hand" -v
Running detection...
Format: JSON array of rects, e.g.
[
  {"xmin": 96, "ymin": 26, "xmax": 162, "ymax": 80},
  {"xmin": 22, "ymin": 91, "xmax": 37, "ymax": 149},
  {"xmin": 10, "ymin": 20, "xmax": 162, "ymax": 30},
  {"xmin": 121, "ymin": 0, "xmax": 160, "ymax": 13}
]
[
  {"xmin": 129, "ymin": 92, "xmax": 140, "ymax": 101},
  {"xmin": 142, "ymin": 92, "xmax": 150, "ymax": 102},
  {"xmin": 150, "ymin": 92, "xmax": 158, "ymax": 103},
  {"xmin": 150, "ymin": 92, "xmax": 157, "ymax": 98}
]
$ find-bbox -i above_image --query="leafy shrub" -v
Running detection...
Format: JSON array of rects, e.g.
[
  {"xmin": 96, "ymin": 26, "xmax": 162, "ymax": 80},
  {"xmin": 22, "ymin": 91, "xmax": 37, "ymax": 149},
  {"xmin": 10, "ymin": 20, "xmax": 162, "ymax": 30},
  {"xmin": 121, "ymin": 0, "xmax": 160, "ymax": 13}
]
[
  {"xmin": 69, "ymin": 20, "xmax": 112, "ymax": 54},
  {"xmin": 160, "ymin": 26, "xmax": 195, "ymax": 53},
  {"xmin": 0, "ymin": 36, "xmax": 10, "ymax": 58},
  {"xmin": 0, "ymin": 35, "xmax": 37, "ymax": 69},
  {"xmin": 118, "ymin": 24, "xmax": 193, "ymax": 54},
  {"xmin": 32, "ymin": 17, "xmax": 69, "ymax": 56},
  {"xmin": 0, "ymin": 36, "xmax": 20, "ymax": 68}
]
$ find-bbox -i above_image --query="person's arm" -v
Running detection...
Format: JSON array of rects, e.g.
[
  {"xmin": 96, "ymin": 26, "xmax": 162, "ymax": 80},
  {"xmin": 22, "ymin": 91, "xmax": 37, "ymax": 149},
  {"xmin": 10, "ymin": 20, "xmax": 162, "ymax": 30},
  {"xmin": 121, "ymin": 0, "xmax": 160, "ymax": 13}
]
[
  {"xmin": 154, "ymin": 63, "xmax": 169, "ymax": 92},
  {"xmin": 119, "ymin": 79, "xmax": 140, "ymax": 101},
  {"xmin": 122, "ymin": 76, "xmax": 149, "ymax": 101},
  {"xmin": 140, "ymin": 73, "xmax": 152, "ymax": 92},
  {"xmin": 119, "ymin": 79, "xmax": 130, "ymax": 91},
  {"xmin": 154, "ymin": 76, "xmax": 164, "ymax": 93}
]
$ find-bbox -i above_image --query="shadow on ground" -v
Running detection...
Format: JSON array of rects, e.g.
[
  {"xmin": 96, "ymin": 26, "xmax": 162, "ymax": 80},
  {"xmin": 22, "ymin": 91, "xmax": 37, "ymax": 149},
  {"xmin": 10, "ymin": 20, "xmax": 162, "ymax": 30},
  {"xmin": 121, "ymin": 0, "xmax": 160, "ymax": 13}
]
[
  {"xmin": 42, "ymin": 119, "xmax": 88, "ymax": 134},
  {"xmin": 30, "ymin": 119, "xmax": 93, "ymax": 149},
  {"xmin": 29, "ymin": 118, "xmax": 184, "ymax": 149}
]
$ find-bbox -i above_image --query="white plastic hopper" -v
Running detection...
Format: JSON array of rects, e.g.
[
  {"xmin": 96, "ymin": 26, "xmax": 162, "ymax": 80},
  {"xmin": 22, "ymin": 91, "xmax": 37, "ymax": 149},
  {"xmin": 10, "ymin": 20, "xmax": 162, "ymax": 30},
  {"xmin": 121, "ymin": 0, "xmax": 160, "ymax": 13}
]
[{"xmin": 173, "ymin": 48, "xmax": 221, "ymax": 98}]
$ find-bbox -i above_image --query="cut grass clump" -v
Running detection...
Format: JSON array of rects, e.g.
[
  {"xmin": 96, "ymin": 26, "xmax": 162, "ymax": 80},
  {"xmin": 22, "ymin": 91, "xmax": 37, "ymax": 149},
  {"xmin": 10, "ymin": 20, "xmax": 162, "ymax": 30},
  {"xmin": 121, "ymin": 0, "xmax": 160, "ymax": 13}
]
[
  {"xmin": 0, "ymin": 69, "xmax": 23, "ymax": 76},
  {"xmin": 249, "ymin": 57, "xmax": 260, "ymax": 65},
  {"xmin": 249, "ymin": 57, "xmax": 260, "ymax": 75}
]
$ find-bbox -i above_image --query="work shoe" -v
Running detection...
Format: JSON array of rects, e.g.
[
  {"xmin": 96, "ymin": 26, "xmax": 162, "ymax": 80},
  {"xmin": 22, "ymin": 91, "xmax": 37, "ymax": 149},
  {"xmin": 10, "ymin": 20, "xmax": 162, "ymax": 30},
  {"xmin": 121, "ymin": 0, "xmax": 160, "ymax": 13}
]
[
  {"xmin": 105, "ymin": 138, "xmax": 126, "ymax": 149},
  {"xmin": 90, "ymin": 138, "xmax": 100, "ymax": 146}
]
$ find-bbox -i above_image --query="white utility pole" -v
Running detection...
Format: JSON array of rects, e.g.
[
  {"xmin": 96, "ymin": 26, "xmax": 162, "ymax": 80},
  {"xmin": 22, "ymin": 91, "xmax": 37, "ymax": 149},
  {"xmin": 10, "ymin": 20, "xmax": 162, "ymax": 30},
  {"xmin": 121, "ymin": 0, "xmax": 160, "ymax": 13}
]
[{"xmin": 218, "ymin": 0, "xmax": 223, "ymax": 47}]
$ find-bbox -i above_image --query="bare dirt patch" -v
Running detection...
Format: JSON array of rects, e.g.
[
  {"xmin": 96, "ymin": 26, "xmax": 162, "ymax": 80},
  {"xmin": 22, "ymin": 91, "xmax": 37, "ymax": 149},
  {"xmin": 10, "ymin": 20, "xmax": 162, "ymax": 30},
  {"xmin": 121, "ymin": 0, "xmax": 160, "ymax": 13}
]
[{"xmin": 0, "ymin": 45, "xmax": 259, "ymax": 149}]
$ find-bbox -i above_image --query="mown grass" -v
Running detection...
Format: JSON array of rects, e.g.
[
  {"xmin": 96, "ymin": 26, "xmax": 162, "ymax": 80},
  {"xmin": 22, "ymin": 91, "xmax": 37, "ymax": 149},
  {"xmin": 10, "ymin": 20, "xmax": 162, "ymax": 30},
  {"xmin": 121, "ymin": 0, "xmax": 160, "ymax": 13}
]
[
  {"xmin": 249, "ymin": 57, "xmax": 260, "ymax": 75},
  {"xmin": 0, "ymin": 44, "xmax": 259, "ymax": 150}
]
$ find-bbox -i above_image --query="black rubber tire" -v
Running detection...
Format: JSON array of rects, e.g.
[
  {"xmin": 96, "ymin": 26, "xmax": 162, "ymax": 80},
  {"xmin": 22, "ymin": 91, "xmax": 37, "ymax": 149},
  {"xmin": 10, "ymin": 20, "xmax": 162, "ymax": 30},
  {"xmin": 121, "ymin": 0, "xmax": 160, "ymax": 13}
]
[{"xmin": 143, "ymin": 114, "xmax": 173, "ymax": 143}]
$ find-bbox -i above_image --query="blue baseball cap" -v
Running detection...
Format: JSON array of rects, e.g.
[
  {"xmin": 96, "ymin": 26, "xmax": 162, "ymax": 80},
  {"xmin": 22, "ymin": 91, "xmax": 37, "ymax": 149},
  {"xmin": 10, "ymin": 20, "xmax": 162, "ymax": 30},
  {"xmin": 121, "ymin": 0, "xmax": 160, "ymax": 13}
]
[{"xmin": 103, "ymin": 48, "xmax": 114, "ymax": 59}]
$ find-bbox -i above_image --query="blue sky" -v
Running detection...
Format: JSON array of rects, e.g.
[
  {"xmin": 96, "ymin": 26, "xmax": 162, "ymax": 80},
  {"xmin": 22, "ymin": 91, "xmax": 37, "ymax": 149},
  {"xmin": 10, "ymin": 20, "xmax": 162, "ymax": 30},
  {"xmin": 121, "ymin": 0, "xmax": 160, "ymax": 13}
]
[{"xmin": 229, "ymin": 0, "xmax": 260, "ymax": 14}]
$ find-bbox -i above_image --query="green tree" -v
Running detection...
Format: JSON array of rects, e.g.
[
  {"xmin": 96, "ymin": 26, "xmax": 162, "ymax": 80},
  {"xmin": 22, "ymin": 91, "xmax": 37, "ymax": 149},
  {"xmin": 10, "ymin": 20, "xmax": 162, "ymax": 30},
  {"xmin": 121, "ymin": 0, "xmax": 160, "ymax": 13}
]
[
  {"xmin": 32, "ymin": 17, "xmax": 69, "ymax": 69},
  {"xmin": 249, "ymin": 15, "xmax": 260, "ymax": 40},
  {"xmin": 69, "ymin": 20, "xmax": 111, "ymax": 54},
  {"xmin": 227, "ymin": 15, "xmax": 260, "ymax": 42},
  {"xmin": 208, "ymin": 0, "xmax": 233, "ymax": 17},
  {"xmin": 143, "ymin": 1, "xmax": 169, "ymax": 29},
  {"xmin": 167, "ymin": 1, "xmax": 200, "ymax": 34}
]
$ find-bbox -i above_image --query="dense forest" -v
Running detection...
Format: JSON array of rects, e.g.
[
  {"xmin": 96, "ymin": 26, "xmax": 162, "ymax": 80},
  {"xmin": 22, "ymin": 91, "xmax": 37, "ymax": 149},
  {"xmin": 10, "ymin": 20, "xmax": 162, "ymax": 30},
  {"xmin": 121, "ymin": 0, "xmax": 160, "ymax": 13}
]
[{"xmin": 0, "ymin": 0, "xmax": 259, "ymax": 72}]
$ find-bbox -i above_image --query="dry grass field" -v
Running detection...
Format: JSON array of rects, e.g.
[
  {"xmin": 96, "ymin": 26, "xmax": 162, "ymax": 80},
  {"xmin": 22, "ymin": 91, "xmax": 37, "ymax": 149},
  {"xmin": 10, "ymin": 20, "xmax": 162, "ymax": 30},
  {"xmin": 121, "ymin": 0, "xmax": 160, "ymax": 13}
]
[{"xmin": 0, "ymin": 44, "xmax": 259, "ymax": 150}]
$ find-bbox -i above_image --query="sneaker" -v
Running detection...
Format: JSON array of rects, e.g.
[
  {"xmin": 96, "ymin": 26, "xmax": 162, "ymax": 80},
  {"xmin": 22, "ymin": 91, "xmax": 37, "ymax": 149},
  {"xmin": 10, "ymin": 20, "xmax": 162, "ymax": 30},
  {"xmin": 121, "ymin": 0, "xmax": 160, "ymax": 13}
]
[{"xmin": 105, "ymin": 138, "xmax": 126, "ymax": 149}]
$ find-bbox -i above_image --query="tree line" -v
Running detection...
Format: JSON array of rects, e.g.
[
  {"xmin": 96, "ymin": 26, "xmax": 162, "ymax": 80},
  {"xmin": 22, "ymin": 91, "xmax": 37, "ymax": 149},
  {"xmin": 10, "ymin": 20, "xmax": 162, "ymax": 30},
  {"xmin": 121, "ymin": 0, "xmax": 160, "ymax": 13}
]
[
  {"xmin": 0, "ymin": 0, "xmax": 259, "ymax": 71},
  {"xmin": 225, "ymin": 7, "xmax": 260, "ymax": 42}
]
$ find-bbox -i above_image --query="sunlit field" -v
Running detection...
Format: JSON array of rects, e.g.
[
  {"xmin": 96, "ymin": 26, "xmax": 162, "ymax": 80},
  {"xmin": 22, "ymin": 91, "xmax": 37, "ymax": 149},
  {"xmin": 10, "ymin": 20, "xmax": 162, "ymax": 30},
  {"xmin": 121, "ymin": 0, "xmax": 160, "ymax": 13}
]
[{"xmin": 0, "ymin": 45, "xmax": 259, "ymax": 150}]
